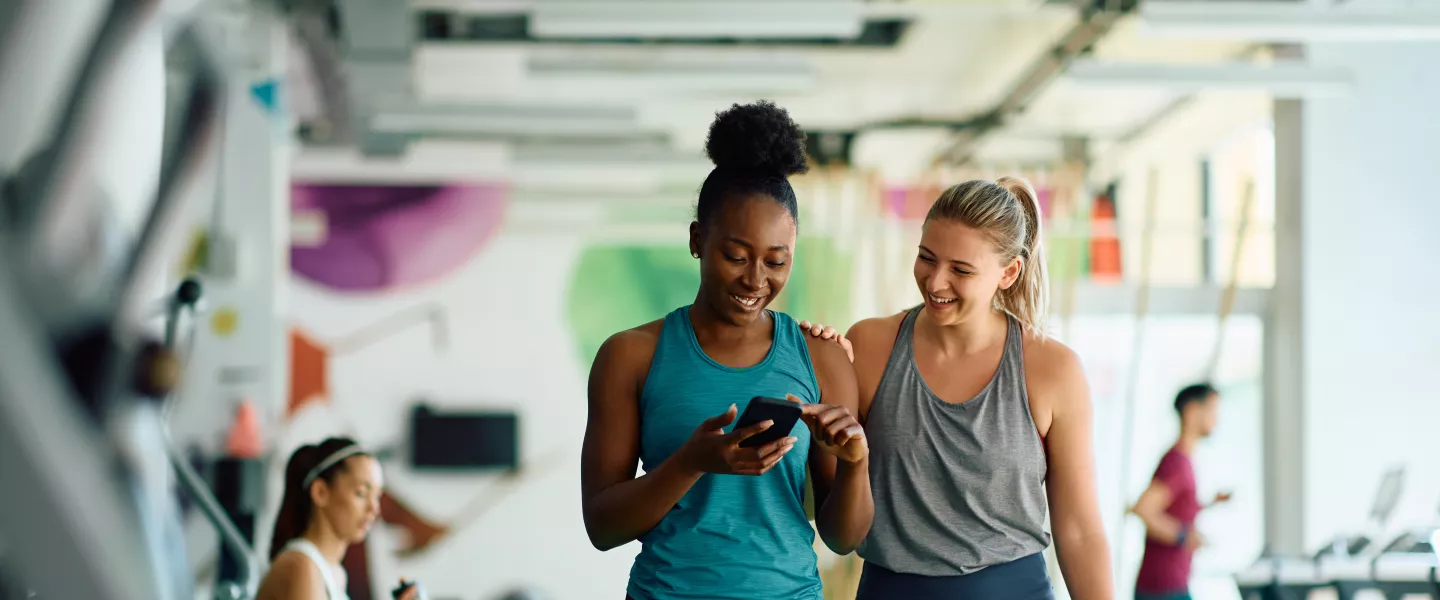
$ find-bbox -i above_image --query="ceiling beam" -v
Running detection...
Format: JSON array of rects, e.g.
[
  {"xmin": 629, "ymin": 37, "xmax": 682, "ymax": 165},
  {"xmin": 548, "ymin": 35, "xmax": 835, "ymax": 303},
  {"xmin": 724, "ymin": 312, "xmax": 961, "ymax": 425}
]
[
  {"xmin": 1113, "ymin": 44, "xmax": 1266, "ymax": 148},
  {"xmin": 529, "ymin": 2, "xmax": 867, "ymax": 39},
  {"xmin": 411, "ymin": 0, "xmax": 1073, "ymax": 19},
  {"xmin": 1138, "ymin": 2, "xmax": 1440, "ymax": 41},
  {"xmin": 1060, "ymin": 59, "xmax": 1353, "ymax": 97},
  {"xmin": 934, "ymin": 0, "xmax": 1137, "ymax": 166}
]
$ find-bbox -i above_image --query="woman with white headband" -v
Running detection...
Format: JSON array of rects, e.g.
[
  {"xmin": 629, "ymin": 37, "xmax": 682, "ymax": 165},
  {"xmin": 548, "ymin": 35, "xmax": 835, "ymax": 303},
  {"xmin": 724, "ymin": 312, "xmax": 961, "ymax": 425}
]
[{"xmin": 258, "ymin": 437, "xmax": 422, "ymax": 600}]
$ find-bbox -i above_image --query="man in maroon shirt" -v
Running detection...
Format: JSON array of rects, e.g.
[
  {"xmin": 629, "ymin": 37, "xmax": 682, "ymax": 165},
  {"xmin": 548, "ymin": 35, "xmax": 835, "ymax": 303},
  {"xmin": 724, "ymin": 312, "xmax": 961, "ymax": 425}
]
[{"xmin": 1130, "ymin": 383, "xmax": 1231, "ymax": 600}]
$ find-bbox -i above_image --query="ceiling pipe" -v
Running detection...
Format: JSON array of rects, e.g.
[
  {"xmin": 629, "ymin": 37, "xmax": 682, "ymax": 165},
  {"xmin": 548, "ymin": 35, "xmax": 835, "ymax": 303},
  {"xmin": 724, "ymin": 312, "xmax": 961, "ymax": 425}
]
[{"xmin": 933, "ymin": 0, "xmax": 1138, "ymax": 166}]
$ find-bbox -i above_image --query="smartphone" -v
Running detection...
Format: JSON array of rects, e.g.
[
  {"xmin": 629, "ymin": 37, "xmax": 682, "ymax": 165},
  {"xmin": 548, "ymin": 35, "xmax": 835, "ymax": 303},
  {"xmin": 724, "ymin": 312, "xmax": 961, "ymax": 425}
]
[
  {"xmin": 391, "ymin": 580, "xmax": 418, "ymax": 599},
  {"xmin": 734, "ymin": 396, "xmax": 803, "ymax": 449}
]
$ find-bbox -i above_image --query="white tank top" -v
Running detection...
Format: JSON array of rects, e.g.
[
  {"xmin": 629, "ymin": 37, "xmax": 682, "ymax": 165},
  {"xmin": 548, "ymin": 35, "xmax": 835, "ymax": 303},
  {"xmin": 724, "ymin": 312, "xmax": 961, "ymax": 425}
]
[{"xmin": 281, "ymin": 539, "xmax": 349, "ymax": 600}]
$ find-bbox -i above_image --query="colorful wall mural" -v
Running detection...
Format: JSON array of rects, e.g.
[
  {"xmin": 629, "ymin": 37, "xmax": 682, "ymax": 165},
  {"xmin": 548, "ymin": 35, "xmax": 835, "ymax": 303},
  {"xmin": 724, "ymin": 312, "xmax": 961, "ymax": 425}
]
[{"xmin": 290, "ymin": 182, "xmax": 508, "ymax": 293}]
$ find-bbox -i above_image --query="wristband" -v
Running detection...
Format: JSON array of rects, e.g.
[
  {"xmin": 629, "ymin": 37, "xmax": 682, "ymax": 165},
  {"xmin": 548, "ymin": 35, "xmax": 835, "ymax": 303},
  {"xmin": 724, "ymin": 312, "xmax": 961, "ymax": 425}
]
[{"xmin": 1175, "ymin": 525, "xmax": 1189, "ymax": 548}]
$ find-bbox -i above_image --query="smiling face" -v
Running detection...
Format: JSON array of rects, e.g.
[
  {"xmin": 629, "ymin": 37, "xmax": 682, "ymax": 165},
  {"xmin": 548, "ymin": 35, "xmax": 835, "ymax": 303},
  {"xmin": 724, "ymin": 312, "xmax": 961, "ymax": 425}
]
[
  {"xmin": 310, "ymin": 455, "xmax": 384, "ymax": 544},
  {"xmin": 689, "ymin": 194, "xmax": 797, "ymax": 327},
  {"xmin": 913, "ymin": 219, "xmax": 1023, "ymax": 326}
]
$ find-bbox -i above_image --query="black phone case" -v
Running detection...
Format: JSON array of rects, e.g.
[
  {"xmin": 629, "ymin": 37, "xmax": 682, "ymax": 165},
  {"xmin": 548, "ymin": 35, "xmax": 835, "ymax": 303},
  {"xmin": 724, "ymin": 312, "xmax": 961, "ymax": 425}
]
[
  {"xmin": 734, "ymin": 396, "xmax": 802, "ymax": 448},
  {"xmin": 392, "ymin": 581, "xmax": 415, "ymax": 599}
]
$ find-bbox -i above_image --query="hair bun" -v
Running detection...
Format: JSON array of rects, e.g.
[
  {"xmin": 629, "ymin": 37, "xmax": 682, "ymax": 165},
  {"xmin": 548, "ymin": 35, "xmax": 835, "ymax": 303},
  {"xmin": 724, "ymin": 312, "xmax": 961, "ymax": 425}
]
[{"xmin": 704, "ymin": 100, "xmax": 809, "ymax": 177}]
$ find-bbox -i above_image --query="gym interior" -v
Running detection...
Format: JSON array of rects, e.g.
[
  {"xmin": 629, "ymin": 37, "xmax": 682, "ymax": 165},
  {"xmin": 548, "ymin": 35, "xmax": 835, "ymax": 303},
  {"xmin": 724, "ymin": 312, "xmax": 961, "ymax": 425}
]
[{"xmin": 1, "ymin": 1, "xmax": 1437, "ymax": 600}]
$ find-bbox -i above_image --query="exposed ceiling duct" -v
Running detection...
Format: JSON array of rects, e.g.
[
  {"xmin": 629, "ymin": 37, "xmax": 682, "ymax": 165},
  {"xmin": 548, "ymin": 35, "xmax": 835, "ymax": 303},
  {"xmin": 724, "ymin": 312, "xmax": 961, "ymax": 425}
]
[{"xmin": 934, "ymin": 0, "xmax": 1139, "ymax": 166}]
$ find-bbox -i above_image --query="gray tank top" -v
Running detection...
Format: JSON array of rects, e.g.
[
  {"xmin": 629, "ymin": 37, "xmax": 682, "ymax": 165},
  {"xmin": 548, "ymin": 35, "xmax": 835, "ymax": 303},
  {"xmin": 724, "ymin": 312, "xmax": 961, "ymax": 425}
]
[{"xmin": 857, "ymin": 308, "xmax": 1051, "ymax": 576}]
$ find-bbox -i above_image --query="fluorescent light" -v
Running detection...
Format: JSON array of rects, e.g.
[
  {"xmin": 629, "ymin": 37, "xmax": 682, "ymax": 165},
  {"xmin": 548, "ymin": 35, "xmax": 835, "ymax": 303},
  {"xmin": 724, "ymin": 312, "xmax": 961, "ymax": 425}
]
[
  {"xmin": 369, "ymin": 104, "xmax": 646, "ymax": 137},
  {"xmin": 1062, "ymin": 59, "xmax": 1353, "ymax": 98},
  {"xmin": 290, "ymin": 142, "xmax": 513, "ymax": 183},
  {"xmin": 526, "ymin": 55, "xmax": 815, "ymax": 94},
  {"xmin": 512, "ymin": 142, "xmax": 710, "ymax": 169},
  {"xmin": 530, "ymin": 2, "xmax": 865, "ymax": 39},
  {"xmin": 1139, "ymin": 2, "xmax": 1440, "ymax": 41},
  {"xmin": 413, "ymin": 0, "xmax": 1050, "ymax": 19}
]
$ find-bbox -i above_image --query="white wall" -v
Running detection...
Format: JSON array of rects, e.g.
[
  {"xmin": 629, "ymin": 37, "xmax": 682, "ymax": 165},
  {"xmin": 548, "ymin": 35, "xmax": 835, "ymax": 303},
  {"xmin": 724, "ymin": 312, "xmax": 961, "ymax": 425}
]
[{"xmin": 1301, "ymin": 41, "xmax": 1440, "ymax": 546}]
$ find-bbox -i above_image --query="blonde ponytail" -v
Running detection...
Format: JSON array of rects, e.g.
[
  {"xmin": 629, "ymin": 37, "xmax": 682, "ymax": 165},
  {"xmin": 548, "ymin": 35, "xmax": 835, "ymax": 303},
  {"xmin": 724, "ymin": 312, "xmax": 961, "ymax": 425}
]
[
  {"xmin": 925, "ymin": 176, "xmax": 1050, "ymax": 335},
  {"xmin": 994, "ymin": 176, "xmax": 1049, "ymax": 335}
]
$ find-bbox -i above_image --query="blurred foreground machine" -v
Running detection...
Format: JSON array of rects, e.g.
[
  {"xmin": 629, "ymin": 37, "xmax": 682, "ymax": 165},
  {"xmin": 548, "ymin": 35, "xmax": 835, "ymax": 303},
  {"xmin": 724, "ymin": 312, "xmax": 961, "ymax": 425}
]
[
  {"xmin": 0, "ymin": 0, "xmax": 237, "ymax": 599},
  {"xmin": 1235, "ymin": 468, "xmax": 1440, "ymax": 600}
]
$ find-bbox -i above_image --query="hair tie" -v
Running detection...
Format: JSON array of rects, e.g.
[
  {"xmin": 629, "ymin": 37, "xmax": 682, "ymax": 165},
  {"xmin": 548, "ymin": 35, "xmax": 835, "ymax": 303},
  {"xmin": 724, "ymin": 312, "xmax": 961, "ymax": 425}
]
[{"xmin": 302, "ymin": 445, "xmax": 364, "ymax": 490}]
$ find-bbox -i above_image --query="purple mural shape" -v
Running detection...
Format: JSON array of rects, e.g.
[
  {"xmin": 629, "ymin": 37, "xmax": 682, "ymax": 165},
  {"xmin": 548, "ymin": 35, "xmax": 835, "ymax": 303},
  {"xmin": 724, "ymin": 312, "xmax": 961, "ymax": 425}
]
[{"xmin": 291, "ymin": 182, "xmax": 508, "ymax": 293}]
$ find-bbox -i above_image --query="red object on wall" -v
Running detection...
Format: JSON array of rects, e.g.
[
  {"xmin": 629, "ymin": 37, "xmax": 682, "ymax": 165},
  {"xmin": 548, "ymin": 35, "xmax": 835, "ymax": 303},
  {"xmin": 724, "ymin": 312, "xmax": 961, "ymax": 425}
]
[
  {"xmin": 1090, "ymin": 194, "xmax": 1122, "ymax": 282},
  {"xmin": 287, "ymin": 329, "xmax": 329, "ymax": 418}
]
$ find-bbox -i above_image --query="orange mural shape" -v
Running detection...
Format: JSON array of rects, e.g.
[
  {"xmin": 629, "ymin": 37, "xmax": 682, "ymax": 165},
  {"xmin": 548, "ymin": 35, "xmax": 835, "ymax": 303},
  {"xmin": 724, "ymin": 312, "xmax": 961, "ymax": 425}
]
[
  {"xmin": 286, "ymin": 304, "xmax": 447, "ymax": 421},
  {"xmin": 288, "ymin": 329, "xmax": 330, "ymax": 418}
]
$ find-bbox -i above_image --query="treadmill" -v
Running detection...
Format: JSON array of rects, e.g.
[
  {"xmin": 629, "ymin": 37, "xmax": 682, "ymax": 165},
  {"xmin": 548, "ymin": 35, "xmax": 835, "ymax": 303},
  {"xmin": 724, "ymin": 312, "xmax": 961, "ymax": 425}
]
[
  {"xmin": 1235, "ymin": 467, "xmax": 1406, "ymax": 600},
  {"xmin": 1369, "ymin": 502, "xmax": 1440, "ymax": 599}
]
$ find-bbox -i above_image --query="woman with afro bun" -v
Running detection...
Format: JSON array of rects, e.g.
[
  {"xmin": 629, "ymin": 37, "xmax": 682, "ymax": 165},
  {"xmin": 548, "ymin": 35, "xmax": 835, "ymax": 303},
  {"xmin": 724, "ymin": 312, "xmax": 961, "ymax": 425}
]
[{"xmin": 580, "ymin": 101, "xmax": 872, "ymax": 600}]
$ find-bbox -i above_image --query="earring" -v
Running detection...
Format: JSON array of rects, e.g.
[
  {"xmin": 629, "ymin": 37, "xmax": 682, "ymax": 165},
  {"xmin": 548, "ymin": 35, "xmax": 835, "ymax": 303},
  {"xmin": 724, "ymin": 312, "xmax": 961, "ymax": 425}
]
[{"xmin": 692, "ymin": 251, "xmax": 700, "ymax": 258}]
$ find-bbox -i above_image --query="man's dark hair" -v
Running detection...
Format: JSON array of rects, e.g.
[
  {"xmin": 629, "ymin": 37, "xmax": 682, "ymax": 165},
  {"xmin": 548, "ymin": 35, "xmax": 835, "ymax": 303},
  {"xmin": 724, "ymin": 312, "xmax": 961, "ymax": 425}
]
[{"xmin": 1174, "ymin": 382, "xmax": 1218, "ymax": 415}]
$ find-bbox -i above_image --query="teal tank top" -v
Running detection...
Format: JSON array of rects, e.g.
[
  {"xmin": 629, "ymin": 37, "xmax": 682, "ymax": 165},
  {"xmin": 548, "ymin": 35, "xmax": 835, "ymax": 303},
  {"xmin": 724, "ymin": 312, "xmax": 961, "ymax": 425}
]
[{"xmin": 628, "ymin": 306, "xmax": 822, "ymax": 600}]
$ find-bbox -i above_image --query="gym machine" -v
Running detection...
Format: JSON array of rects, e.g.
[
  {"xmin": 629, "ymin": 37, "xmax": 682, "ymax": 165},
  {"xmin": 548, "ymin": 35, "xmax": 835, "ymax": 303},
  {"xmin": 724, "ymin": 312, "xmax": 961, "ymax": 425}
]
[
  {"xmin": 160, "ymin": 277, "xmax": 266, "ymax": 600},
  {"xmin": 0, "ymin": 0, "xmax": 266, "ymax": 598},
  {"xmin": 1368, "ymin": 504, "xmax": 1440, "ymax": 599},
  {"xmin": 1235, "ymin": 468, "xmax": 1404, "ymax": 599},
  {"xmin": 1235, "ymin": 467, "xmax": 1440, "ymax": 600}
]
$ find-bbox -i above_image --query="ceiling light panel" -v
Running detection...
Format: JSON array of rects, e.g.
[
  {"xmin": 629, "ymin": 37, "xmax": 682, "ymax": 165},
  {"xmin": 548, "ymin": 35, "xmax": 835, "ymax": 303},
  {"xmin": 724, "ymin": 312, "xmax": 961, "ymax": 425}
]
[
  {"xmin": 1139, "ymin": 2, "xmax": 1440, "ymax": 41},
  {"xmin": 529, "ymin": 1, "xmax": 866, "ymax": 39},
  {"xmin": 525, "ymin": 53, "xmax": 816, "ymax": 95}
]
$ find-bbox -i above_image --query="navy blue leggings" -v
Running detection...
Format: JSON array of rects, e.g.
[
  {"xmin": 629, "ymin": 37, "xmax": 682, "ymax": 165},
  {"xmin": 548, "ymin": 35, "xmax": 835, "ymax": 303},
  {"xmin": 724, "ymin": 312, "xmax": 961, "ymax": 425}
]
[{"xmin": 856, "ymin": 553, "xmax": 1055, "ymax": 600}]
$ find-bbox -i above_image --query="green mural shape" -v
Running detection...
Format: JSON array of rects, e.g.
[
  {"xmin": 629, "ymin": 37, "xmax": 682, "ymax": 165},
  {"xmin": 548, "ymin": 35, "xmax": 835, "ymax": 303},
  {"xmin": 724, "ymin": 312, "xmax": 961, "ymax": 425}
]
[{"xmin": 567, "ymin": 245, "xmax": 700, "ymax": 365}]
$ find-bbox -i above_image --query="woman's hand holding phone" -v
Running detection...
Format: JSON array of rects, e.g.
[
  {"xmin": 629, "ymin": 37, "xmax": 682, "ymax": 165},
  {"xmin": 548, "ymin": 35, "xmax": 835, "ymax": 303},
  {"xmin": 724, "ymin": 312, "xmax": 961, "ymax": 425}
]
[
  {"xmin": 677, "ymin": 404, "xmax": 797, "ymax": 476},
  {"xmin": 797, "ymin": 395, "xmax": 868, "ymax": 464}
]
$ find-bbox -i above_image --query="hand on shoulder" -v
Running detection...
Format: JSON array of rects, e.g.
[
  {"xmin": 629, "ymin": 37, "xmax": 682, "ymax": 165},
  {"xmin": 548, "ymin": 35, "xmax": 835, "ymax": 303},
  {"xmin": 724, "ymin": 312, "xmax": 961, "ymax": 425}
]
[
  {"xmin": 796, "ymin": 312, "xmax": 905, "ymax": 362},
  {"xmin": 802, "ymin": 327, "xmax": 852, "ymax": 367},
  {"xmin": 797, "ymin": 319, "xmax": 851, "ymax": 362}
]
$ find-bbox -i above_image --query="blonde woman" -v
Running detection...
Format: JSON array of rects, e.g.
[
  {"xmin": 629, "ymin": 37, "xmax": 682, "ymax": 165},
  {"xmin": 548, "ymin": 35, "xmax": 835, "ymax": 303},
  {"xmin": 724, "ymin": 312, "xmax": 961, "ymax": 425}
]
[{"xmin": 800, "ymin": 178, "xmax": 1113, "ymax": 599}]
